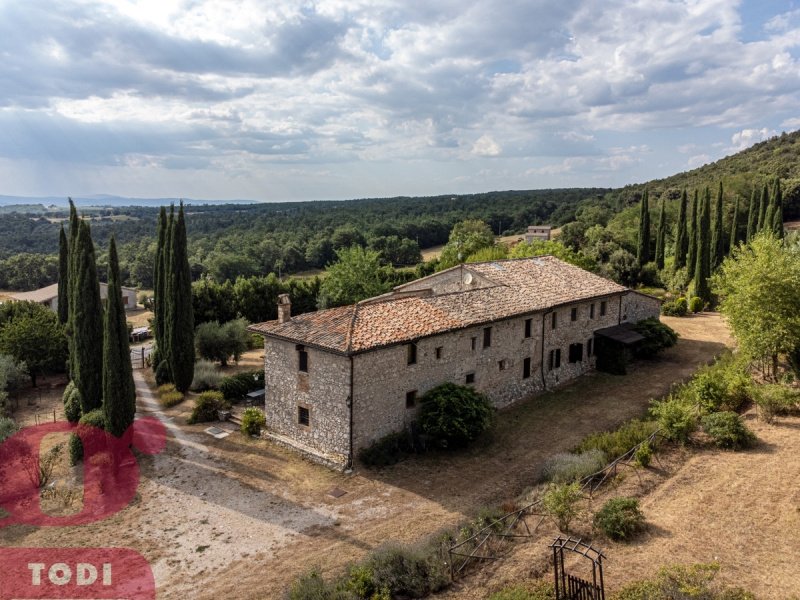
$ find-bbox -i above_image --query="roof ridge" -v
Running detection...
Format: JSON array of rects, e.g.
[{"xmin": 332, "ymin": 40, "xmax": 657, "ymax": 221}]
[{"xmin": 345, "ymin": 303, "xmax": 359, "ymax": 354}]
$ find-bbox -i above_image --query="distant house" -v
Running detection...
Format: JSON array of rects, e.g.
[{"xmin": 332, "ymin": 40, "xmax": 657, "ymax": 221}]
[
  {"xmin": 249, "ymin": 257, "xmax": 661, "ymax": 470},
  {"xmin": 524, "ymin": 225, "xmax": 552, "ymax": 243},
  {"xmin": 8, "ymin": 282, "xmax": 138, "ymax": 312}
]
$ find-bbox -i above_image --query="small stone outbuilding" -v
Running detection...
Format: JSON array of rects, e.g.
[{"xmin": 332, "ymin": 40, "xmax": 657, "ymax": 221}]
[{"xmin": 249, "ymin": 257, "xmax": 661, "ymax": 469}]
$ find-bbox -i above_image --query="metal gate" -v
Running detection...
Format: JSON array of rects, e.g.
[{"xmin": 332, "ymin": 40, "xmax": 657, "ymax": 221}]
[{"xmin": 551, "ymin": 537, "xmax": 605, "ymax": 600}]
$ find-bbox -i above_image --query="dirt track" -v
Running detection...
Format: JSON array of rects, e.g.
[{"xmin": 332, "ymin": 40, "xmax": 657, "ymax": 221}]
[{"xmin": 0, "ymin": 314, "xmax": 731, "ymax": 598}]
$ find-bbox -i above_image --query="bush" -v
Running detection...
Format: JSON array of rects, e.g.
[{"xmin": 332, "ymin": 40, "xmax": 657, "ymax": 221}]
[
  {"xmin": 368, "ymin": 545, "xmax": 447, "ymax": 598},
  {"xmin": 359, "ymin": 431, "xmax": 415, "ymax": 467},
  {"xmin": 62, "ymin": 381, "xmax": 82, "ymax": 423},
  {"xmin": 241, "ymin": 407, "xmax": 266, "ymax": 436},
  {"xmin": 753, "ymin": 384, "xmax": 800, "ymax": 423},
  {"xmin": 613, "ymin": 563, "xmax": 755, "ymax": 600},
  {"xmin": 0, "ymin": 416, "xmax": 19, "ymax": 443},
  {"xmin": 689, "ymin": 354, "xmax": 752, "ymax": 413},
  {"xmin": 488, "ymin": 581, "xmax": 555, "ymax": 600},
  {"xmin": 661, "ymin": 297, "xmax": 687, "ymax": 317},
  {"xmin": 701, "ymin": 412, "xmax": 756, "ymax": 450},
  {"xmin": 69, "ymin": 409, "xmax": 106, "ymax": 465},
  {"xmin": 689, "ymin": 296, "xmax": 704, "ymax": 313},
  {"xmin": 288, "ymin": 568, "xmax": 351, "ymax": 600},
  {"xmin": 418, "ymin": 383, "xmax": 493, "ymax": 448},
  {"xmin": 633, "ymin": 441, "xmax": 652, "ymax": 468},
  {"xmin": 576, "ymin": 419, "xmax": 659, "ymax": 462},
  {"xmin": 542, "ymin": 482, "xmax": 582, "ymax": 532},
  {"xmin": 593, "ymin": 497, "xmax": 645, "ymax": 541},
  {"xmin": 219, "ymin": 371, "xmax": 263, "ymax": 401},
  {"xmin": 632, "ymin": 318, "xmax": 678, "ymax": 358},
  {"xmin": 190, "ymin": 359, "xmax": 221, "ymax": 392},
  {"xmin": 540, "ymin": 449, "xmax": 606, "ymax": 484},
  {"xmin": 649, "ymin": 396, "xmax": 696, "ymax": 443},
  {"xmin": 157, "ymin": 383, "xmax": 184, "ymax": 407},
  {"xmin": 188, "ymin": 390, "xmax": 230, "ymax": 424},
  {"xmin": 155, "ymin": 359, "xmax": 171, "ymax": 385}
]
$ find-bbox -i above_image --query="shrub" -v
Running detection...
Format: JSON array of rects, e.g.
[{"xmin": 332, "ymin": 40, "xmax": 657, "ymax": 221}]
[
  {"xmin": 689, "ymin": 354, "xmax": 752, "ymax": 413},
  {"xmin": 62, "ymin": 381, "xmax": 82, "ymax": 423},
  {"xmin": 187, "ymin": 390, "xmax": 230, "ymax": 424},
  {"xmin": 190, "ymin": 359, "xmax": 221, "ymax": 392},
  {"xmin": 701, "ymin": 412, "xmax": 756, "ymax": 450},
  {"xmin": 632, "ymin": 318, "xmax": 678, "ymax": 358},
  {"xmin": 359, "ymin": 431, "xmax": 415, "ymax": 467},
  {"xmin": 633, "ymin": 441, "xmax": 652, "ymax": 468},
  {"xmin": 288, "ymin": 568, "xmax": 350, "ymax": 600},
  {"xmin": 753, "ymin": 384, "xmax": 800, "ymax": 423},
  {"xmin": 418, "ymin": 383, "xmax": 493, "ymax": 448},
  {"xmin": 542, "ymin": 482, "xmax": 582, "ymax": 532},
  {"xmin": 368, "ymin": 545, "xmax": 447, "ymax": 598},
  {"xmin": 241, "ymin": 407, "xmax": 266, "ymax": 436},
  {"xmin": 613, "ymin": 563, "xmax": 755, "ymax": 600},
  {"xmin": 593, "ymin": 497, "xmax": 645, "ymax": 541},
  {"xmin": 488, "ymin": 581, "xmax": 555, "ymax": 600},
  {"xmin": 649, "ymin": 397, "xmax": 696, "ymax": 443},
  {"xmin": 661, "ymin": 297, "xmax": 687, "ymax": 317},
  {"xmin": 219, "ymin": 371, "xmax": 263, "ymax": 401},
  {"xmin": 540, "ymin": 449, "xmax": 606, "ymax": 484},
  {"xmin": 195, "ymin": 318, "xmax": 250, "ymax": 366},
  {"xmin": 0, "ymin": 416, "xmax": 19, "ymax": 443},
  {"xmin": 155, "ymin": 359, "xmax": 171, "ymax": 385},
  {"xmin": 157, "ymin": 383, "xmax": 185, "ymax": 407},
  {"xmin": 689, "ymin": 296, "xmax": 704, "ymax": 313},
  {"xmin": 69, "ymin": 409, "xmax": 106, "ymax": 465},
  {"xmin": 576, "ymin": 419, "xmax": 659, "ymax": 462}
]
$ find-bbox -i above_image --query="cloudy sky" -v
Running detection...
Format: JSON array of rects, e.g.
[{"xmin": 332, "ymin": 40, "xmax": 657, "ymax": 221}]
[{"xmin": 1, "ymin": 0, "xmax": 799, "ymax": 201}]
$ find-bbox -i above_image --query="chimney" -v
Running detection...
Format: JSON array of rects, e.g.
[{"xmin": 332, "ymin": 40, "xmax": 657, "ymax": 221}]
[{"xmin": 277, "ymin": 294, "xmax": 291, "ymax": 324}]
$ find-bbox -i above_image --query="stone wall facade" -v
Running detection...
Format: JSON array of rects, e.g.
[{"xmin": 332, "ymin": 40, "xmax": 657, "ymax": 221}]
[
  {"xmin": 621, "ymin": 291, "xmax": 661, "ymax": 324},
  {"xmin": 262, "ymin": 338, "xmax": 351, "ymax": 467}
]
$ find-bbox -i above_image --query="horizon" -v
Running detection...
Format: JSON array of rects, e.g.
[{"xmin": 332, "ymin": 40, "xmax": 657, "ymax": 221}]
[{"xmin": 1, "ymin": 1, "xmax": 799, "ymax": 201}]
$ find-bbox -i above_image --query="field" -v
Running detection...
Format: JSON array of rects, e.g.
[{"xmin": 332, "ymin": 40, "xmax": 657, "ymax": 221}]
[{"xmin": 0, "ymin": 313, "xmax": 751, "ymax": 599}]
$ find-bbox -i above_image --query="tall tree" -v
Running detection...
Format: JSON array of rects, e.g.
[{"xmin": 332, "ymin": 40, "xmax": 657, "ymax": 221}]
[
  {"xmin": 655, "ymin": 198, "xmax": 666, "ymax": 270},
  {"xmin": 57, "ymin": 225, "xmax": 69, "ymax": 325},
  {"xmin": 317, "ymin": 246, "xmax": 392, "ymax": 308},
  {"xmin": 693, "ymin": 187, "xmax": 712, "ymax": 302},
  {"xmin": 674, "ymin": 189, "xmax": 688, "ymax": 269},
  {"xmin": 166, "ymin": 203, "xmax": 194, "ymax": 392},
  {"xmin": 66, "ymin": 198, "xmax": 80, "ymax": 379},
  {"xmin": 745, "ymin": 187, "xmax": 757, "ymax": 242},
  {"xmin": 636, "ymin": 189, "xmax": 650, "ymax": 265},
  {"xmin": 71, "ymin": 220, "xmax": 104, "ymax": 413},
  {"xmin": 729, "ymin": 195, "xmax": 740, "ymax": 253},
  {"xmin": 102, "ymin": 237, "xmax": 136, "ymax": 437},
  {"xmin": 711, "ymin": 182, "xmax": 725, "ymax": 269},
  {"xmin": 158, "ymin": 206, "xmax": 175, "ymax": 378},
  {"xmin": 756, "ymin": 183, "xmax": 769, "ymax": 232},
  {"xmin": 772, "ymin": 178, "xmax": 784, "ymax": 238},
  {"xmin": 153, "ymin": 206, "xmax": 168, "ymax": 365},
  {"xmin": 687, "ymin": 190, "xmax": 699, "ymax": 279}
]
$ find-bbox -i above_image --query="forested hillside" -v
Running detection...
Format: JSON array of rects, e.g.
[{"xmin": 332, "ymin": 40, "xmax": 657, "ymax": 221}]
[{"xmin": 0, "ymin": 130, "xmax": 798, "ymax": 292}]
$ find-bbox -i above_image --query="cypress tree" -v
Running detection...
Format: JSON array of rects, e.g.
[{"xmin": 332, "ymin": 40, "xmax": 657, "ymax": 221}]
[
  {"xmin": 637, "ymin": 189, "xmax": 650, "ymax": 265},
  {"xmin": 772, "ymin": 179, "xmax": 784, "ymax": 238},
  {"xmin": 103, "ymin": 237, "xmax": 136, "ymax": 437},
  {"xmin": 687, "ymin": 190, "xmax": 699, "ymax": 279},
  {"xmin": 153, "ymin": 206, "xmax": 168, "ymax": 362},
  {"xmin": 693, "ymin": 187, "xmax": 712, "ymax": 302},
  {"xmin": 711, "ymin": 181, "xmax": 725, "ymax": 269},
  {"xmin": 67, "ymin": 199, "xmax": 81, "ymax": 379},
  {"xmin": 655, "ymin": 198, "xmax": 666, "ymax": 270},
  {"xmin": 159, "ymin": 206, "xmax": 175, "ymax": 379},
  {"xmin": 756, "ymin": 183, "xmax": 769, "ymax": 232},
  {"xmin": 167, "ymin": 202, "xmax": 195, "ymax": 392},
  {"xmin": 729, "ymin": 195, "xmax": 740, "ymax": 253},
  {"xmin": 57, "ymin": 225, "xmax": 69, "ymax": 325},
  {"xmin": 674, "ymin": 189, "xmax": 688, "ymax": 269},
  {"xmin": 745, "ymin": 187, "xmax": 757, "ymax": 242},
  {"xmin": 72, "ymin": 220, "xmax": 104, "ymax": 413}
]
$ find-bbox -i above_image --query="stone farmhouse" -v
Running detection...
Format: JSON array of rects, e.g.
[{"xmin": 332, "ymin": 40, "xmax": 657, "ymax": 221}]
[
  {"xmin": 249, "ymin": 257, "xmax": 660, "ymax": 469},
  {"xmin": 524, "ymin": 224, "xmax": 552, "ymax": 243},
  {"xmin": 7, "ymin": 282, "xmax": 138, "ymax": 312}
]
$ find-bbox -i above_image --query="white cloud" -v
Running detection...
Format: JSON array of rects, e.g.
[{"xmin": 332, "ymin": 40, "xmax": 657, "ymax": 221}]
[
  {"xmin": 729, "ymin": 127, "xmax": 777, "ymax": 152},
  {"xmin": 687, "ymin": 154, "xmax": 711, "ymax": 169},
  {"xmin": 471, "ymin": 134, "xmax": 501, "ymax": 156}
]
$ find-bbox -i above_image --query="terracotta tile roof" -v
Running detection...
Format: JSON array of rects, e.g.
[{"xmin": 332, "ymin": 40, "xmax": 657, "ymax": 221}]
[{"xmin": 249, "ymin": 257, "xmax": 627, "ymax": 354}]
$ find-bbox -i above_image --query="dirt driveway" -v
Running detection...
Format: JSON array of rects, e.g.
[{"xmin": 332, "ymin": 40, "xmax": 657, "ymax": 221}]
[{"xmin": 0, "ymin": 313, "xmax": 730, "ymax": 598}]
